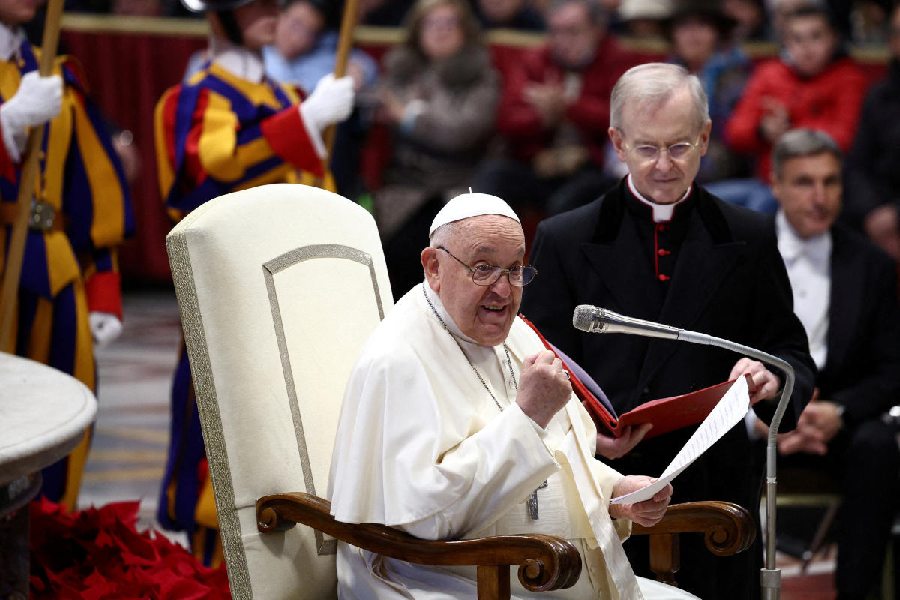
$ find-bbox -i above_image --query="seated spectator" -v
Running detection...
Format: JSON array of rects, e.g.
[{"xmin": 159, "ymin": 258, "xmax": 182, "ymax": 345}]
[
  {"xmin": 264, "ymin": 0, "xmax": 378, "ymax": 95},
  {"xmin": 722, "ymin": 4, "xmax": 868, "ymax": 212},
  {"xmin": 474, "ymin": 0, "xmax": 639, "ymax": 219},
  {"xmin": 373, "ymin": 0, "xmax": 500, "ymax": 296},
  {"xmin": 470, "ymin": 0, "xmax": 545, "ymax": 30},
  {"xmin": 750, "ymin": 128, "xmax": 900, "ymax": 600},
  {"xmin": 843, "ymin": 3, "xmax": 900, "ymax": 262},
  {"xmin": 665, "ymin": 0, "xmax": 752, "ymax": 183}
]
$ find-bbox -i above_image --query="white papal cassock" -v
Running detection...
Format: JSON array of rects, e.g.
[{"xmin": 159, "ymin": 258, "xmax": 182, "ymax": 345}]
[{"xmin": 328, "ymin": 283, "xmax": 697, "ymax": 600}]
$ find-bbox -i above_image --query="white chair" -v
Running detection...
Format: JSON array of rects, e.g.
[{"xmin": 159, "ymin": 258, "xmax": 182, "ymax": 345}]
[{"xmin": 166, "ymin": 183, "xmax": 754, "ymax": 599}]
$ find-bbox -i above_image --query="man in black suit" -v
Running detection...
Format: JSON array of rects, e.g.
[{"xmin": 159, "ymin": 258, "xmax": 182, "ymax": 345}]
[
  {"xmin": 753, "ymin": 128, "xmax": 900, "ymax": 600},
  {"xmin": 521, "ymin": 62, "xmax": 815, "ymax": 600}
]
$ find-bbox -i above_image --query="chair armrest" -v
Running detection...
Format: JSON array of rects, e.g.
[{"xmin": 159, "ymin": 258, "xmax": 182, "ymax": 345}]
[
  {"xmin": 629, "ymin": 500, "xmax": 755, "ymax": 586},
  {"xmin": 256, "ymin": 492, "xmax": 582, "ymax": 593},
  {"xmin": 631, "ymin": 500, "xmax": 755, "ymax": 557}
]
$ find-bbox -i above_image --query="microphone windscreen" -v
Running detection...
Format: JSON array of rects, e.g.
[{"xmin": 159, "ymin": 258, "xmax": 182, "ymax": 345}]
[{"xmin": 572, "ymin": 305, "xmax": 599, "ymax": 332}]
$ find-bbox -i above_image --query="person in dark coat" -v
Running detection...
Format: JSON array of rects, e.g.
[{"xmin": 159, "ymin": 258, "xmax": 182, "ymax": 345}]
[
  {"xmin": 754, "ymin": 128, "xmax": 900, "ymax": 600},
  {"xmin": 521, "ymin": 62, "xmax": 815, "ymax": 600}
]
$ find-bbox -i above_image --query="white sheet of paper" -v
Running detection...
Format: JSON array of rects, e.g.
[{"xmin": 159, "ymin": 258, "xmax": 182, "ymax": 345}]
[{"xmin": 611, "ymin": 376, "xmax": 750, "ymax": 505}]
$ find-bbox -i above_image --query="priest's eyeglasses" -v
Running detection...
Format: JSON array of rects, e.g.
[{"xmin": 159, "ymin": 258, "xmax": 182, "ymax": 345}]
[
  {"xmin": 436, "ymin": 246, "xmax": 538, "ymax": 287},
  {"xmin": 623, "ymin": 137, "xmax": 700, "ymax": 163}
]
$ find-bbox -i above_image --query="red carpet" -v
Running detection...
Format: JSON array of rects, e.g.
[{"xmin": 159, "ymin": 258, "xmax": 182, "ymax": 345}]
[
  {"xmin": 782, "ymin": 572, "xmax": 836, "ymax": 600},
  {"xmin": 779, "ymin": 548, "xmax": 836, "ymax": 600}
]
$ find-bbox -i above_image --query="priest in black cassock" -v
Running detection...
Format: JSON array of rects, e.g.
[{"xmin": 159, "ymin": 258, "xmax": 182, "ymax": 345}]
[{"xmin": 522, "ymin": 62, "xmax": 815, "ymax": 600}]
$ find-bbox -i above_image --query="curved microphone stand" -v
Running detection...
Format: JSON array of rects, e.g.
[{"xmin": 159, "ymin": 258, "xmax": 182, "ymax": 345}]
[{"xmin": 573, "ymin": 306, "xmax": 793, "ymax": 600}]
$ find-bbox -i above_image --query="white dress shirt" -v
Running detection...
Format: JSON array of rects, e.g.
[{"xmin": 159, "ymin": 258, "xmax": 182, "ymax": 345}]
[{"xmin": 776, "ymin": 211, "xmax": 831, "ymax": 370}]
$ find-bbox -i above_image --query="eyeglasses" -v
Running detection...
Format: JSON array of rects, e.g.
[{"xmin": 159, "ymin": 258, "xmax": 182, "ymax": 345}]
[
  {"xmin": 436, "ymin": 246, "xmax": 537, "ymax": 287},
  {"xmin": 622, "ymin": 135, "xmax": 701, "ymax": 163}
]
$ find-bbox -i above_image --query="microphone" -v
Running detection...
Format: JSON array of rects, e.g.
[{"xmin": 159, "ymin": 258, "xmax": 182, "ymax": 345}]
[
  {"xmin": 572, "ymin": 304, "xmax": 794, "ymax": 600},
  {"xmin": 572, "ymin": 305, "xmax": 680, "ymax": 339}
]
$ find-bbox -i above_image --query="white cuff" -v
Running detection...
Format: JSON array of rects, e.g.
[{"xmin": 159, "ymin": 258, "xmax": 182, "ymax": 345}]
[{"xmin": 745, "ymin": 409, "xmax": 763, "ymax": 440}]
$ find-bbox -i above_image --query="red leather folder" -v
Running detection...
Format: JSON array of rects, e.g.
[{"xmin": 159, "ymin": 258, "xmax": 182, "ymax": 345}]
[
  {"xmin": 581, "ymin": 376, "xmax": 750, "ymax": 439},
  {"xmin": 519, "ymin": 315, "xmax": 752, "ymax": 440}
]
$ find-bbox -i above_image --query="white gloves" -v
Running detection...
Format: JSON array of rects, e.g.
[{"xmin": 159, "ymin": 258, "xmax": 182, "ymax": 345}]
[
  {"xmin": 299, "ymin": 74, "xmax": 354, "ymax": 134},
  {"xmin": 0, "ymin": 71, "xmax": 63, "ymax": 161},
  {"xmin": 89, "ymin": 312, "xmax": 123, "ymax": 348}
]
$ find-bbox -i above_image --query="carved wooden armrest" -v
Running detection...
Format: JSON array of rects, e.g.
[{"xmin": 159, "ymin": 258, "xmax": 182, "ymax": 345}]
[
  {"xmin": 631, "ymin": 500, "xmax": 756, "ymax": 585},
  {"xmin": 257, "ymin": 492, "xmax": 581, "ymax": 595}
]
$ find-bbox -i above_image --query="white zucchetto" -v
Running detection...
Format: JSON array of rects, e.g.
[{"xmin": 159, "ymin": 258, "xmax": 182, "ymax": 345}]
[{"xmin": 429, "ymin": 192, "xmax": 520, "ymax": 235}]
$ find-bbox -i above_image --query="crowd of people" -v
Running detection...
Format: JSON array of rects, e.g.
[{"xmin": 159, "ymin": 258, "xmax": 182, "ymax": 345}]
[
  {"xmin": 3, "ymin": 0, "xmax": 900, "ymax": 598},
  {"xmin": 244, "ymin": 0, "xmax": 900, "ymax": 296}
]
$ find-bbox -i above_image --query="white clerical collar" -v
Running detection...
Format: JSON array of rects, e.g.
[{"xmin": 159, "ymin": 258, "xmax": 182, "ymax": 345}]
[
  {"xmin": 626, "ymin": 175, "xmax": 691, "ymax": 223},
  {"xmin": 422, "ymin": 282, "xmax": 483, "ymax": 346},
  {"xmin": 776, "ymin": 210, "xmax": 831, "ymax": 264},
  {"xmin": 0, "ymin": 22, "xmax": 24, "ymax": 62},
  {"xmin": 208, "ymin": 37, "xmax": 265, "ymax": 83}
]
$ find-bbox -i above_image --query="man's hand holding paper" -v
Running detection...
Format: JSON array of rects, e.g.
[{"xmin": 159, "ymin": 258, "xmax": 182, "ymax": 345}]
[
  {"xmin": 729, "ymin": 357, "xmax": 780, "ymax": 403},
  {"xmin": 609, "ymin": 475, "xmax": 673, "ymax": 527}
]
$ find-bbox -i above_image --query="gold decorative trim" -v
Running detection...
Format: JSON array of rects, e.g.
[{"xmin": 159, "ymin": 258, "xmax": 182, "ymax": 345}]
[
  {"xmin": 166, "ymin": 232, "xmax": 253, "ymax": 599},
  {"xmin": 263, "ymin": 243, "xmax": 385, "ymax": 556}
]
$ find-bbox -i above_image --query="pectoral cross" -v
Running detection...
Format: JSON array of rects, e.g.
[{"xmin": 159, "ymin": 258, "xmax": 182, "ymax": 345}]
[{"xmin": 526, "ymin": 480, "xmax": 549, "ymax": 520}]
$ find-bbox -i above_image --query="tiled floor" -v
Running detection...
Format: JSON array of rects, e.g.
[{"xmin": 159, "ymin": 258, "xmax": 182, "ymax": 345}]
[{"xmin": 75, "ymin": 289, "xmax": 840, "ymax": 597}]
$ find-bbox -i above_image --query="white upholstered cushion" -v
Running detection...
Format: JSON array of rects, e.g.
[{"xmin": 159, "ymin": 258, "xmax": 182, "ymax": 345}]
[{"xmin": 166, "ymin": 184, "xmax": 393, "ymax": 599}]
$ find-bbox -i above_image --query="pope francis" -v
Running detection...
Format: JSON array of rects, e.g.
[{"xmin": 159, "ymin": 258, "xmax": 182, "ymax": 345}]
[{"xmin": 328, "ymin": 193, "xmax": 697, "ymax": 599}]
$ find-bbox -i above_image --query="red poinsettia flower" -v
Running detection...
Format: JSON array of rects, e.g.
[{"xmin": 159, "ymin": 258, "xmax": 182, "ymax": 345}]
[{"xmin": 29, "ymin": 498, "xmax": 231, "ymax": 599}]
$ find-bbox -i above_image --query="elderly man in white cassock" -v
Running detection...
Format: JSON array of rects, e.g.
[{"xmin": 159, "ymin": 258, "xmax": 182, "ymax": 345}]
[{"xmin": 328, "ymin": 192, "xmax": 698, "ymax": 599}]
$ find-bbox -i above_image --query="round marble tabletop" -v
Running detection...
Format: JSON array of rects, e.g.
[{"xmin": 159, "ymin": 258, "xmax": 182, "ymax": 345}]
[{"xmin": 0, "ymin": 352, "xmax": 97, "ymax": 487}]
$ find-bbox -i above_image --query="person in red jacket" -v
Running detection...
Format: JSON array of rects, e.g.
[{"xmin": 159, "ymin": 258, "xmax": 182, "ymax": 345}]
[
  {"xmin": 473, "ymin": 0, "xmax": 639, "ymax": 219},
  {"xmin": 717, "ymin": 4, "xmax": 868, "ymax": 213}
]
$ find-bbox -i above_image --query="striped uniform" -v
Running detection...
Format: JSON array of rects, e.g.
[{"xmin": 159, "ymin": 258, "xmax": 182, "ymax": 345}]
[
  {"xmin": 154, "ymin": 58, "xmax": 328, "ymax": 566},
  {"xmin": 0, "ymin": 41, "xmax": 134, "ymax": 510}
]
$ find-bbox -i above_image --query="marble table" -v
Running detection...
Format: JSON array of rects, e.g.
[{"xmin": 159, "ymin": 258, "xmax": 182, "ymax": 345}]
[{"xmin": 0, "ymin": 352, "xmax": 97, "ymax": 599}]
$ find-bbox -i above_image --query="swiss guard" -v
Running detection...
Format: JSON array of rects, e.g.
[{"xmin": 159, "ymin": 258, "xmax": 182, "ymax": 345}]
[
  {"xmin": 0, "ymin": 0, "xmax": 135, "ymax": 510},
  {"xmin": 154, "ymin": 0, "xmax": 354, "ymax": 566}
]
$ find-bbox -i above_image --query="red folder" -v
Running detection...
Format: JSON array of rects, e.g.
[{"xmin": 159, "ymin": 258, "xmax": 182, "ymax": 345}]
[
  {"xmin": 518, "ymin": 315, "xmax": 752, "ymax": 440},
  {"xmin": 580, "ymin": 376, "xmax": 751, "ymax": 439}
]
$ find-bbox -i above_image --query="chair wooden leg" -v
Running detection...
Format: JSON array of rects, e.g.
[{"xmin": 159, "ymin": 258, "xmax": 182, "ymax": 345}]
[
  {"xmin": 648, "ymin": 532, "xmax": 679, "ymax": 587},
  {"xmin": 477, "ymin": 564, "xmax": 511, "ymax": 600}
]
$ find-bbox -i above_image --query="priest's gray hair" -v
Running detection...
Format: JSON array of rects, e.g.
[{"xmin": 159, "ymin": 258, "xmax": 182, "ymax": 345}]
[
  {"xmin": 609, "ymin": 63, "xmax": 710, "ymax": 134},
  {"xmin": 771, "ymin": 128, "xmax": 842, "ymax": 179}
]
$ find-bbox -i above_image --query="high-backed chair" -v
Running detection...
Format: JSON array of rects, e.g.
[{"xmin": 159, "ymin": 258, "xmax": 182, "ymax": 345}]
[{"xmin": 166, "ymin": 183, "xmax": 754, "ymax": 599}]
